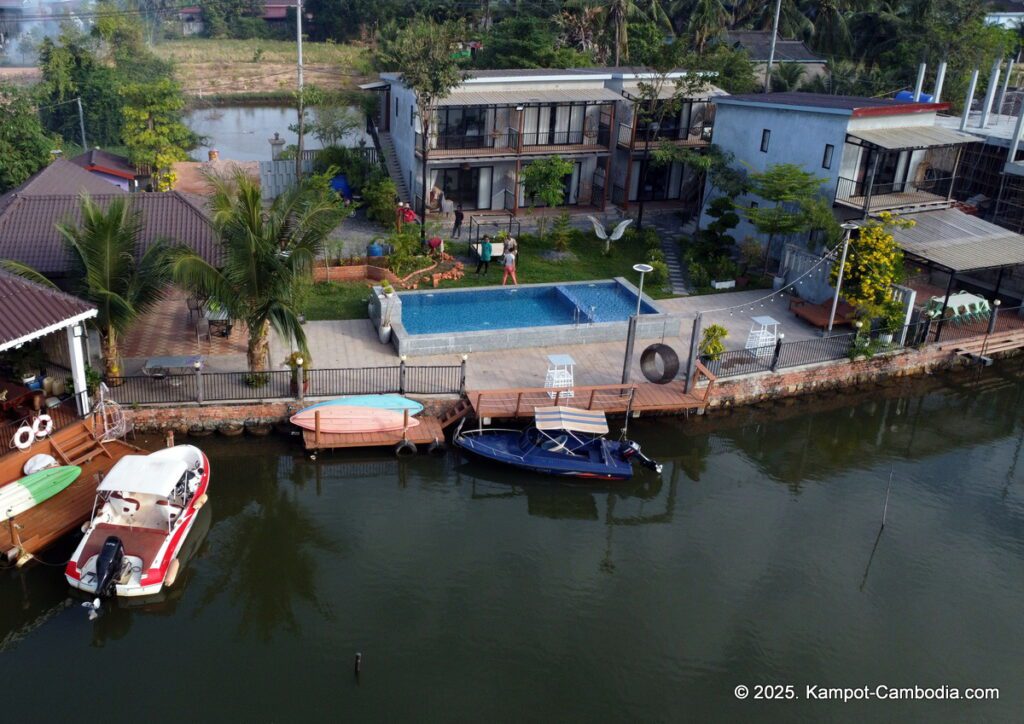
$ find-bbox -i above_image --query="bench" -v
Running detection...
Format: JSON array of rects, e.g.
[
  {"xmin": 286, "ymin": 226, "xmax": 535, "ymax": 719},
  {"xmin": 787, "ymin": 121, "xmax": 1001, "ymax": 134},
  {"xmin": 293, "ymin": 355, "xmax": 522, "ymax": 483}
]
[{"xmin": 789, "ymin": 297, "xmax": 858, "ymax": 329}]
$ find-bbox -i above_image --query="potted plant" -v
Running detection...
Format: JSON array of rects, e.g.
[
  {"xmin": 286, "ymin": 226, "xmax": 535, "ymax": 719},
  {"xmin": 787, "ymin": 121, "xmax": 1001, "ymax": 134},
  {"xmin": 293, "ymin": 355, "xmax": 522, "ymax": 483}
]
[
  {"xmin": 283, "ymin": 351, "xmax": 310, "ymax": 395},
  {"xmin": 378, "ymin": 283, "xmax": 396, "ymax": 344},
  {"xmin": 878, "ymin": 299, "xmax": 905, "ymax": 345},
  {"xmin": 710, "ymin": 256, "xmax": 739, "ymax": 291},
  {"xmin": 699, "ymin": 324, "xmax": 729, "ymax": 361}
]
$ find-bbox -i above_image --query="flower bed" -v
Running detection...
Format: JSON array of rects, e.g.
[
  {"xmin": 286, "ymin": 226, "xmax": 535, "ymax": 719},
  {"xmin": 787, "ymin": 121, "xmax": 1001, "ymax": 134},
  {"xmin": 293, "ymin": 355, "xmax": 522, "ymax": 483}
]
[{"xmin": 314, "ymin": 253, "xmax": 464, "ymax": 289}]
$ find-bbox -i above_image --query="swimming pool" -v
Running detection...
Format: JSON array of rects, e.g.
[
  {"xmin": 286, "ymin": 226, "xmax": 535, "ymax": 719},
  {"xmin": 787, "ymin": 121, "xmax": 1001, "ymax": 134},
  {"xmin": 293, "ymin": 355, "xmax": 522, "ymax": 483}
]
[
  {"xmin": 399, "ymin": 282, "xmax": 658, "ymax": 335},
  {"xmin": 373, "ymin": 278, "xmax": 678, "ymax": 356}
]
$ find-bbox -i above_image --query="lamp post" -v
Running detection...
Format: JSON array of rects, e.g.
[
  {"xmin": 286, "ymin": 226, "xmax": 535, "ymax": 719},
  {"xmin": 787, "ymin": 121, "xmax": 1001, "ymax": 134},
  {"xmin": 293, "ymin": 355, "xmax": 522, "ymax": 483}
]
[
  {"xmin": 636, "ymin": 121, "xmax": 659, "ymax": 230},
  {"xmin": 622, "ymin": 263, "xmax": 654, "ymax": 384},
  {"xmin": 826, "ymin": 222, "xmax": 859, "ymax": 335}
]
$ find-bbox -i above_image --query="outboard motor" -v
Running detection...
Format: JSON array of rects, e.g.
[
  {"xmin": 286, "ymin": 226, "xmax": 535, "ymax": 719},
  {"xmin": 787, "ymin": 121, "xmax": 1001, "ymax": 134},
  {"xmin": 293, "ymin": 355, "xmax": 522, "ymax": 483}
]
[
  {"xmin": 94, "ymin": 536, "xmax": 125, "ymax": 597},
  {"xmin": 619, "ymin": 440, "xmax": 663, "ymax": 474}
]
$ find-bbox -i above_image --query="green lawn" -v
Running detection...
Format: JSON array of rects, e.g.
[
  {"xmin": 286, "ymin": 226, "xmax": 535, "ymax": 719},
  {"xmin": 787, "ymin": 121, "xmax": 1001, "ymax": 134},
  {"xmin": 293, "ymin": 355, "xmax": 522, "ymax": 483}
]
[{"xmin": 303, "ymin": 230, "xmax": 673, "ymax": 321}]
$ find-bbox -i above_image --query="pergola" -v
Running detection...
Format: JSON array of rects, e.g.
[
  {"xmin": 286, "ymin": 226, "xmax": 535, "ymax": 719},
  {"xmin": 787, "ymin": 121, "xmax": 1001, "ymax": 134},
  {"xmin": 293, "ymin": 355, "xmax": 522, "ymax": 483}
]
[
  {"xmin": 0, "ymin": 272, "xmax": 97, "ymax": 416},
  {"xmin": 888, "ymin": 208, "xmax": 1024, "ymax": 332}
]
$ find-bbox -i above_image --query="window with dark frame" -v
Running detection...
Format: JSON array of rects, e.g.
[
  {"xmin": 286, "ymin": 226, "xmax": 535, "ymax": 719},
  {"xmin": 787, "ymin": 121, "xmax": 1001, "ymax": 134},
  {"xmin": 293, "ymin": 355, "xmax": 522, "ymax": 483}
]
[
  {"xmin": 822, "ymin": 144, "xmax": 834, "ymax": 169},
  {"xmin": 760, "ymin": 129, "xmax": 771, "ymax": 153},
  {"xmin": 750, "ymin": 201, "xmax": 759, "ymax": 209},
  {"xmin": 395, "ymin": 98, "xmax": 398, "ymax": 117},
  {"xmin": 410, "ymin": 105, "xmax": 414, "ymax": 126}
]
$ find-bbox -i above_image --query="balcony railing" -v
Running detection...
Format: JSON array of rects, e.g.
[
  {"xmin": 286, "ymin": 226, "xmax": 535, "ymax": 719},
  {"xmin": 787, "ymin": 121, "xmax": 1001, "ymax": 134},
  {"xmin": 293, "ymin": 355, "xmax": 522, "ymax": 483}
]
[
  {"xmin": 416, "ymin": 125, "xmax": 611, "ymax": 158},
  {"xmin": 835, "ymin": 174, "xmax": 954, "ymax": 212},
  {"xmin": 617, "ymin": 122, "xmax": 712, "ymax": 149}
]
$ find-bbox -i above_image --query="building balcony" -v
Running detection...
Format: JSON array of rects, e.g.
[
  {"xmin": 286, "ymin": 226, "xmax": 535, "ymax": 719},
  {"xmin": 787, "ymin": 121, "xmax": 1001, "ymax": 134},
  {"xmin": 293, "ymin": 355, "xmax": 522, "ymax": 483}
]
[
  {"xmin": 834, "ymin": 175, "xmax": 954, "ymax": 214},
  {"xmin": 616, "ymin": 122, "xmax": 712, "ymax": 151},
  {"xmin": 415, "ymin": 127, "xmax": 612, "ymax": 160}
]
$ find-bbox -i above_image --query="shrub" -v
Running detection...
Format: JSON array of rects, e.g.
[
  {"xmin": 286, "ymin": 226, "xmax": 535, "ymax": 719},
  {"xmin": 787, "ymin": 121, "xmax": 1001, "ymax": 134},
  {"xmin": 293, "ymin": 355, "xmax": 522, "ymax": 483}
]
[
  {"xmin": 314, "ymin": 146, "xmax": 377, "ymax": 192},
  {"xmin": 550, "ymin": 213, "xmax": 573, "ymax": 252},
  {"xmin": 364, "ymin": 176, "xmax": 397, "ymax": 227},
  {"xmin": 646, "ymin": 260, "xmax": 669, "ymax": 286},
  {"xmin": 688, "ymin": 261, "xmax": 710, "ymax": 288},
  {"xmin": 709, "ymin": 255, "xmax": 739, "ymax": 281},
  {"xmin": 646, "ymin": 248, "xmax": 666, "ymax": 264}
]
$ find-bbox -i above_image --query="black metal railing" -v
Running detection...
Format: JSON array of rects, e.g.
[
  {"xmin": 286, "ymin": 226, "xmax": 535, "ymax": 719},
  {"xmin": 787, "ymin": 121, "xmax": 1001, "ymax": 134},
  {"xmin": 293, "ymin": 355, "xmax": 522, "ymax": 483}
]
[
  {"xmin": 104, "ymin": 363, "xmax": 464, "ymax": 406},
  {"xmin": 835, "ymin": 175, "xmax": 953, "ymax": 210},
  {"xmin": 617, "ymin": 122, "xmax": 712, "ymax": 148}
]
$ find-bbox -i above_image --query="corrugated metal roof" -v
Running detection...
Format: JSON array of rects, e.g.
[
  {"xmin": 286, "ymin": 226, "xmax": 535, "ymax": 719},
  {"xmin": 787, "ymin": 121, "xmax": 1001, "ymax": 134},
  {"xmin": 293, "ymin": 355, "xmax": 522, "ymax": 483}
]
[
  {"xmin": 0, "ymin": 271, "xmax": 96, "ymax": 351},
  {"xmin": 889, "ymin": 208, "xmax": 1024, "ymax": 271},
  {"xmin": 69, "ymin": 149, "xmax": 137, "ymax": 180},
  {"xmin": 717, "ymin": 93, "xmax": 937, "ymax": 113},
  {"xmin": 724, "ymin": 31, "xmax": 826, "ymax": 63},
  {"xmin": 16, "ymin": 159, "xmax": 125, "ymax": 197},
  {"xmin": 437, "ymin": 87, "xmax": 623, "ymax": 106},
  {"xmin": 0, "ymin": 193, "xmax": 219, "ymax": 275},
  {"xmin": 848, "ymin": 126, "xmax": 978, "ymax": 150}
]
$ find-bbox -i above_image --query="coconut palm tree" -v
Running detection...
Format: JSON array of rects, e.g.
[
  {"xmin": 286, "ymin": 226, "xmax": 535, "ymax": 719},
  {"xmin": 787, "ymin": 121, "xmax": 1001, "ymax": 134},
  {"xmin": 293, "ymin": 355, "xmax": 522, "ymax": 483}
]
[
  {"xmin": 1, "ymin": 194, "xmax": 169, "ymax": 378},
  {"xmin": 801, "ymin": 0, "xmax": 853, "ymax": 57},
  {"xmin": 168, "ymin": 171, "xmax": 343, "ymax": 373},
  {"xmin": 679, "ymin": 0, "xmax": 729, "ymax": 53},
  {"xmin": 772, "ymin": 60, "xmax": 808, "ymax": 91}
]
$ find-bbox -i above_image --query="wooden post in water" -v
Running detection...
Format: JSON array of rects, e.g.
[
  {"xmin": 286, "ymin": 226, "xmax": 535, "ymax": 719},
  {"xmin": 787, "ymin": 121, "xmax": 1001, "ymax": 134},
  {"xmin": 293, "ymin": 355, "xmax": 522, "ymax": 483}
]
[
  {"xmin": 402, "ymin": 408, "xmax": 409, "ymax": 441},
  {"xmin": 314, "ymin": 409, "xmax": 321, "ymax": 446}
]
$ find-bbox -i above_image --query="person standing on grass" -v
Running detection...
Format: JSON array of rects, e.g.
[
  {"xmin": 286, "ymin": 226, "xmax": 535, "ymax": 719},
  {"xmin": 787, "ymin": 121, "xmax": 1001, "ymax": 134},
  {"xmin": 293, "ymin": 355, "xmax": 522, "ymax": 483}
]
[
  {"xmin": 502, "ymin": 247, "xmax": 518, "ymax": 286},
  {"xmin": 476, "ymin": 235, "xmax": 492, "ymax": 275},
  {"xmin": 452, "ymin": 204, "xmax": 464, "ymax": 238}
]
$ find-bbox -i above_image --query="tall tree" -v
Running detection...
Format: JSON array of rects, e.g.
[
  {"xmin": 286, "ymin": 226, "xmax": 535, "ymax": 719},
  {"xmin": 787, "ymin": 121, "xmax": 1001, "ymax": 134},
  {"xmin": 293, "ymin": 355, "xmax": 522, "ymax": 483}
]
[
  {"xmin": 745, "ymin": 163, "xmax": 825, "ymax": 271},
  {"xmin": 169, "ymin": 172, "xmax": 344, "ymax": 372},
  {"xmin": 0, "ymin": 84, "xmax": 57, "ymax": 194},
  {"xmin": 1, "ymin": 196, "xmax": 170, "ymax": 378},
  {"xmin": 522, "ymin": 156, "xmax": 575, "ymax": 239},
  {"xmin": 120, "ymin": 79, "xmax": 196, "ymax": 191},
  {"xmin": 771, "ymin": 61, "xmax": 807, "ymax": 92},
  {"xmin": 680, "ymin": 0, "xmax": 729, "ymax": 53},
  {"xmin": 378, "ymin": 18, "xmax": 465, "ymax": 240}
]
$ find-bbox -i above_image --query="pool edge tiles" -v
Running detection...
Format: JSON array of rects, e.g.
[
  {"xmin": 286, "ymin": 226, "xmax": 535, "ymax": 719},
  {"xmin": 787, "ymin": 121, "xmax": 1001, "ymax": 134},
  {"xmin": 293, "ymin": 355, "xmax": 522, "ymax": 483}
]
[{"xmin": 378, "ymin": 278, "xmax": 681, "ymax": 357}]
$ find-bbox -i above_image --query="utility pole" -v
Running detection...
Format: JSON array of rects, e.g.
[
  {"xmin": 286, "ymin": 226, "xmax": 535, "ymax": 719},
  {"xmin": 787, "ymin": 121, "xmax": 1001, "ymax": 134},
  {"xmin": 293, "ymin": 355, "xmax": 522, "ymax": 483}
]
[
  {"xmin": 295, "ymin": 0, "xmax": 305, "ymax": 183},
  {"xmin": 826, "ymin": 223, "xmax": 859, "ymax": 334},
  {"xmin": 763, "ymin": 0, "xmax": 782, "ymax": 93},
  {"xmin": 76, "ymin": 96, "xmax": 87, "ymax": 151}
]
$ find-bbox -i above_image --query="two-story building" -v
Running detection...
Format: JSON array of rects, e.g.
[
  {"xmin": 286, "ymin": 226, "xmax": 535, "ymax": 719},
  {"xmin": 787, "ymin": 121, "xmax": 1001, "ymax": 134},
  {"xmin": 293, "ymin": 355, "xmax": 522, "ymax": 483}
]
[{"xmin": 368, "ymin": 68, "xmax": 723, "ymax": 219}]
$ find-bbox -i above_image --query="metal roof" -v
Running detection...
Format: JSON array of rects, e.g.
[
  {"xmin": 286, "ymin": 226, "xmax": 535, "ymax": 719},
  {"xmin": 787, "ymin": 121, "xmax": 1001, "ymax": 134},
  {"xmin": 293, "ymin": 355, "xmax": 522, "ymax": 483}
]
[
  {"xmin": 848, "ymin": 126, "xmax": 978, "ymax": 150},
  {"xmin": 0, "ymin": 271, "xmax": 97, "ymax": 352},
  {"xmin": 535, "ymin": 406, "xmax": 609, "ymax": 434},
  {"xmin": 16, "ymin": 159, "xmax": 125, "ymax": 197},
  {"xmin": 724, "ymin": 31, "xmax": 826, "ymax": 63},
  {"xmin": 436, "ymin": 87, "xmax": 623, "ymax": 107},
  {"xmin": 716, "ymin": 93, "xmax": 945, "ymax": 116},
  {"xmin": 69, "ymin": 149, "xmax": 137, "ymax": 180},
  {"xmin": 0, "ymin": 192, "xmax": 219, "ymax": 275},
  {"xmin": 889, "ymin": 208, "xmax": 1024, "ymax": 272}
]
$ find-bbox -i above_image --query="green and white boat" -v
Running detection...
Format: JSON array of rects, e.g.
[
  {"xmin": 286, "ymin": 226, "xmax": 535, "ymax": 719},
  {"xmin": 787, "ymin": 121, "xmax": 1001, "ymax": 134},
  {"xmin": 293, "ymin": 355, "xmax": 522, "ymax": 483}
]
[{"xmin": 0, "ymin": 466, "xmax": 82, "ymax": 521}]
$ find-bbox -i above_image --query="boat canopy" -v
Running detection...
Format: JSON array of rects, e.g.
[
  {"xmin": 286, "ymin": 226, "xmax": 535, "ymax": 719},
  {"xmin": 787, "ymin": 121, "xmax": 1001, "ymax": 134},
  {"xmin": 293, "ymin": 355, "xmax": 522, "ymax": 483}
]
[
  {"xmin": 534, "ymin": 406, "xmax": 609, "ymax": 435},
  {"xmin": 97, "ymin": 455, "xmax": 188, "ymax": 498}
]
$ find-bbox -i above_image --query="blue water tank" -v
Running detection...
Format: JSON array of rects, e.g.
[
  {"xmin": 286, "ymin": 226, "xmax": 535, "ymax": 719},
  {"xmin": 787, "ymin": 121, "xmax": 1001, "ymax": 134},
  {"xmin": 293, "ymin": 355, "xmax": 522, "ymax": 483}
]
[
  {"xmin": 367, "ymin": 242, "xmax": 384, "ymax": 257},
  {"xmin": 895, "ymin": 90, "xmax": 935, "ymax": 103}
]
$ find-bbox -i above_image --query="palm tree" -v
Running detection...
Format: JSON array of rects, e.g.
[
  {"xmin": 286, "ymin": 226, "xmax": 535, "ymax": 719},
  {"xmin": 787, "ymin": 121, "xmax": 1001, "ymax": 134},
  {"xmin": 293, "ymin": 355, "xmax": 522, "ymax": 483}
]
[
  {"xmin": 680, "ymin": 0, "xmax": 729, "ymax": 53},
  {"xmin": 1, "ymin": 194, "xmax": 169, "ymax": 378},
  {"xmin": 801, "ymin": 0, "xmax": 853, "ymax": 57},
  {"xmin": 168, "ymin": 171, "xmax": 343, "ymax": 373},
  {"xmin": 772, "ymin": 60, "xmax": 807, "ymax": 91},
  {"xmin": 605, "ymin": 0, "xmax": 633, "ymax": 67}
]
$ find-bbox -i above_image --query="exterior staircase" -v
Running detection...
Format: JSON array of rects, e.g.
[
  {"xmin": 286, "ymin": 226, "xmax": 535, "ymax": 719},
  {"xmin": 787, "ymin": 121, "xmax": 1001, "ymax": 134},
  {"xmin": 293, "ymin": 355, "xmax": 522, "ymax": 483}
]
[
  {"xmin": 50, "ymin": 424, "xmax": 112, "ymax": 467},
  {"xmin": 378, "ymin": 132, "xmax": 412, "ymax": 205}
]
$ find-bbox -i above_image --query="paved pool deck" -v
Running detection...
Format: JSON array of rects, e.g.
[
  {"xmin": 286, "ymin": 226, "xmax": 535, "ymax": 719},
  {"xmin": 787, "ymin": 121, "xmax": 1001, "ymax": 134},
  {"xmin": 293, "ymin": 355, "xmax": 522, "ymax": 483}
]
[{"xmin": 269, "ymin": 289, "xmax": 824, "ymax": 391}]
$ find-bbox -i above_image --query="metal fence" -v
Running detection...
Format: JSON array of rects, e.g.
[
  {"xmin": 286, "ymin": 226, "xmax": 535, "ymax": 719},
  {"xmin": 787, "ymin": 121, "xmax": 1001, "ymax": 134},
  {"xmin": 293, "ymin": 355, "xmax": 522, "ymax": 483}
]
[{"xmin": 104, "ymin": 362, "xmax": 464, "ymax": 406}]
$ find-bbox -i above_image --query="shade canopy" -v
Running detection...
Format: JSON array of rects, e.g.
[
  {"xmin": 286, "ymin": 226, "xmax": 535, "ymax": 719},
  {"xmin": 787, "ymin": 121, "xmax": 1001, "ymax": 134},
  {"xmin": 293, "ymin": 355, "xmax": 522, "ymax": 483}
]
[
  {"xmin": 534, "ymin": 406, "xmax": 609, "ymax": 435},
  {"xmin": 889, "ymin": 208, "xmax": 1024, "ymax": 272},
  {"xmin": 847, "ymin": 126, "xmax": 977, "ymax": 150},
  {"xmin": 98, "ymin": 455, "xmax": 188, "ymax": 498}
]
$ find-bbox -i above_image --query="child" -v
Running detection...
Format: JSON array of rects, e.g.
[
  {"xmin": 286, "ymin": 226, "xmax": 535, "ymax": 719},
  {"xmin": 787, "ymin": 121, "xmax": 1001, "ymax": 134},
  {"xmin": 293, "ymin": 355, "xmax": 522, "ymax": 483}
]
[{"xmin": 502, "ymin": 247, "xmax": 518, "ymax": 286}]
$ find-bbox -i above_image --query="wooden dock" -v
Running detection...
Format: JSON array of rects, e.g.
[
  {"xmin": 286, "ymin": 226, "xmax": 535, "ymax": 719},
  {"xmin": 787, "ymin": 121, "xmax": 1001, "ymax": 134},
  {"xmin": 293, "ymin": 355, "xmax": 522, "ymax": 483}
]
[
  {"xmin": 302, "ymin": 414, "xmax": 447, "ymax": 451},
  {"xmin": 2, "ymin": 417, "xmax": 140, "ymax": 565},
  {"xmin": 468, "ymin": 368, "xmax": 715, "ymax": 421}
]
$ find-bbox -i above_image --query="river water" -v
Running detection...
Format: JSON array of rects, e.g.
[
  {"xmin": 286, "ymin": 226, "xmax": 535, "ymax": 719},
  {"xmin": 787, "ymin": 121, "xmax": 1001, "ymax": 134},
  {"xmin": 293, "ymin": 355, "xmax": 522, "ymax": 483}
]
[
  {"xmin": 3, "ymin": 364, "xmax": 1024, "ymax": 722},
  {"xmin": 185, "ymin": 105, "xmax": 371, "ymax": 162}
]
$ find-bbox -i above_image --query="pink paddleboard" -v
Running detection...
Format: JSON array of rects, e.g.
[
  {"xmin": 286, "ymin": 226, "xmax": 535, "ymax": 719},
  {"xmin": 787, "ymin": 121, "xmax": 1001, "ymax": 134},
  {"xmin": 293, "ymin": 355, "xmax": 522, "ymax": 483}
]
[{"xmin": 290, "ymin": 404, "xmax": 421, "ymax": 434}]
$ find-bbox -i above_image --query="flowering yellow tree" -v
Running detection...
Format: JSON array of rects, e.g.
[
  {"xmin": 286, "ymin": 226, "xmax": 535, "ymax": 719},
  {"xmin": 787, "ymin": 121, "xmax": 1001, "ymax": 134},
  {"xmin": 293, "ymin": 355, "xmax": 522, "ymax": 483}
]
[{"xmin": 831, "ymin": 212, "xmax": 912, "ymax": 317}]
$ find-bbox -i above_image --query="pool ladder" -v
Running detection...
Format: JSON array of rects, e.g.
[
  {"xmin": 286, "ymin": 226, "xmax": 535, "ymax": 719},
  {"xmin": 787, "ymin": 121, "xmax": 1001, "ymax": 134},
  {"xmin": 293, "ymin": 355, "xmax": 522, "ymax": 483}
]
[{"xmin": 572, "ymin": 305, "xmax": 598, "ymax": 327}]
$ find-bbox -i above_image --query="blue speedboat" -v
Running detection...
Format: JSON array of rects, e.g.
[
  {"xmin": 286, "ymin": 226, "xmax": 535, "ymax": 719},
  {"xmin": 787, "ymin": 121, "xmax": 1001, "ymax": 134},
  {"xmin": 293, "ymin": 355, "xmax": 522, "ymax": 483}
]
[{"xmin": 454, "ymin": 406, "xmax": 661, "ymax": 480}]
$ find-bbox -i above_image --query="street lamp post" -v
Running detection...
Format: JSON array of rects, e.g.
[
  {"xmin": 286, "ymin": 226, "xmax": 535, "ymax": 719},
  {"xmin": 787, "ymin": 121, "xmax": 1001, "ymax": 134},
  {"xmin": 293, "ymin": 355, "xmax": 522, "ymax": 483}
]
[
  {"xmin": 636, "ymin": 121, "xmax": 659, "ymax": 231},
  {"xmin": 826, "ymin": 222, "xmax": 860, "ymax": 335},
  {"xmin": 622, "ymin": 263, "xmax": 654, "ymax": 384}
]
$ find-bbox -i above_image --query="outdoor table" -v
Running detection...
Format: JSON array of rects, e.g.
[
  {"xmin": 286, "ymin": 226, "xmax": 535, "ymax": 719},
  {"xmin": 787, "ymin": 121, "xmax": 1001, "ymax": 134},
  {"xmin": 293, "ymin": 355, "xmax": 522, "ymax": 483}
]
[
  {"xmin": 143, "ymin": 355, "xmax": 205, "ymax": 379},
  {"xmin": 925, "ymin": 292, "xmax": 990, "ymax": 318},
  {"xmin": 545, "ymin": 354, "xmax": 576, "ymax": 398}
]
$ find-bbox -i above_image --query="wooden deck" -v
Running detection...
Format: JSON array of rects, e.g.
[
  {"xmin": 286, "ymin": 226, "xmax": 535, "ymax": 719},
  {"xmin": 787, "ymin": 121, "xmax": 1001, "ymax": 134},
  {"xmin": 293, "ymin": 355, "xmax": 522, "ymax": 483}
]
[
  {"xmin": 835, "ymin": 190, "xmax": 949, "ymax": 214},
  {"xmin": 2, "ymin": 417, "xmax": 141, "ymax": 565},
  {"xmin": 468, "ymin": 376, "xmax": 713, "ymax": 421},
  {"xmin": 302, "ymin": 415, "xmax": 446, "ymax": 451}
]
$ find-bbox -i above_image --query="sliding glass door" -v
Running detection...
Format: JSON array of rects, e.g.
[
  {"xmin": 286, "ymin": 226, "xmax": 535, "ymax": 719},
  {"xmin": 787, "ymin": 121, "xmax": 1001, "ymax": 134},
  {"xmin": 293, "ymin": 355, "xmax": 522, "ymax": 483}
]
[{"xmin": 437, "ymin": 166, "xmax": 493, "ymax": 210}]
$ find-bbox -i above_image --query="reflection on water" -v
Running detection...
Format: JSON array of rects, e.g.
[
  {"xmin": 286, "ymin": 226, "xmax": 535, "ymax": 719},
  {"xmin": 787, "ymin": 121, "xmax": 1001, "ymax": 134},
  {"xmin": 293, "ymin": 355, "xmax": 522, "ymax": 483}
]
[
  {"xmin": 185, "ymin": 105, "xmax": 371, "ymax": 162},
  {"xmin": 2, "ymin": 362, "xmax": 1024, "ymax": 721}
]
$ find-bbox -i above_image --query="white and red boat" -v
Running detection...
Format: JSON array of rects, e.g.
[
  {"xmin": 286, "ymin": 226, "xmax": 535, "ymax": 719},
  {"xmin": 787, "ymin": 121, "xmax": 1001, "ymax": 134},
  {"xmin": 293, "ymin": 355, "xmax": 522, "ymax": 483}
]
[{"xmin": 66, "ymin": 444, "xmax": 210, "ymax": 599}]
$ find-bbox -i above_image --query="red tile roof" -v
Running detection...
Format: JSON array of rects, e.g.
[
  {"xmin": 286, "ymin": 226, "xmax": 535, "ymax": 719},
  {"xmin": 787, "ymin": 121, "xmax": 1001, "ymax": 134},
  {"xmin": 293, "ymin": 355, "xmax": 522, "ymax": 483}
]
[
  {"xmin": 0, "ymin": 270, "xmax": 96, "ymax": 351},
  {"xmin": 0, "ymin": 192, "xmax": 220, "ymax": 275}
]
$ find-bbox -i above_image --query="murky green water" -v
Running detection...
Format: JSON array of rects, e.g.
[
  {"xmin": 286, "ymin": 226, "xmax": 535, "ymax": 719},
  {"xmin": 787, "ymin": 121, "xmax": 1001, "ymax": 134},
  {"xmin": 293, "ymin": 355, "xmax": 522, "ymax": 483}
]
[{"xmin": 3, "ymin": 364, "xmax": 1024, "ymax": 722}]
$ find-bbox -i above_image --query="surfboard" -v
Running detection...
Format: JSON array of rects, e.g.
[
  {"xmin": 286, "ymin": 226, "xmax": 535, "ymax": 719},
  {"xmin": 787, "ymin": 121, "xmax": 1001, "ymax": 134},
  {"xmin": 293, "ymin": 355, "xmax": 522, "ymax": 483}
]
[
  {"xmin": 304, "ymin": 394, "xmax": 424, "ymax": 416},
  {"xmin": 0, "ymin": 466, "xmax": 82, "ymax": 521},
  {"xmin": 290, "ymin": 405, "xmax": 421, "ymax": 434}
]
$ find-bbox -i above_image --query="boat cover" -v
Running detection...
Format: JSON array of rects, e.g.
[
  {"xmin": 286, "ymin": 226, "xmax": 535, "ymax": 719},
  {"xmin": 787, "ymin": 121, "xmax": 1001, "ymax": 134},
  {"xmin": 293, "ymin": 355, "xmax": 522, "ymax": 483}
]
[
  {"xmin": 534, "ymin": 406, "xmax": 609, "ymax": 435},
  {"xmin": 97, "ymin": 455, "xmax": 188, "ymax": 497}
]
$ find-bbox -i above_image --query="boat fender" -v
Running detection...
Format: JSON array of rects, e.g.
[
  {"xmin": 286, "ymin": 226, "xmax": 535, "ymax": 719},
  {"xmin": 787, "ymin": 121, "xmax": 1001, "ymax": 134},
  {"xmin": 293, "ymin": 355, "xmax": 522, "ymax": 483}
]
[
  {"xmin": 395, "ymin": 440, "xmax": 418, "ymax": 457},
  {"xmin": 31, "ymin": 414, "xmax": 53, "ymax": 439},
  {"xmin": 194, "ymin": 494, "xmax": 209, "ymax": 509},
  {"xmin": 13, "ymin": 425, "xmax": 34, "ymax": 450},
  {"xmin": 23, "ymin": 453, "xmax": 57, "ymax": 475},
  {"xmin": 81, "ymin": 521, "xmax": 90, "ymax": 533},
  {"xmin": 427, "ymin": 438, "xmax": 447, "ymax": 456},
  {"xmin": 165, "ymin": 559, "xmax": 180, "ymax": 587}
]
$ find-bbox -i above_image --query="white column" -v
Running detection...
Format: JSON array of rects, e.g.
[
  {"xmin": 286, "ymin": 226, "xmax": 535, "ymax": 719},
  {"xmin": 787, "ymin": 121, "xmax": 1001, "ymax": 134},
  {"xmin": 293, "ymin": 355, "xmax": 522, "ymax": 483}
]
[
  {"xmin": 933, "ymin": 60, "xmax": 947, "ymax": 103},
  {"xmin": 979, "ymin": 57, "xmax": 1003, "ymax": 128},
  {"xmin": 66, "ymin": 323, "xmax": 90, "ymax": 416}
]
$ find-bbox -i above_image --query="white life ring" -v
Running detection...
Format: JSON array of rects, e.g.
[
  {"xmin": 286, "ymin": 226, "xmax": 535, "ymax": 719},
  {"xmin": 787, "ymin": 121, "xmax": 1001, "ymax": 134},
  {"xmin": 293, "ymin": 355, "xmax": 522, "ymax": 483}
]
[
  {"xmin": 32, "ymin": 414, "xmax": 54, "ymax": 440},
  {"xmin": 13, "ymin": 426, "xmax": 34, "ymax": 450}
]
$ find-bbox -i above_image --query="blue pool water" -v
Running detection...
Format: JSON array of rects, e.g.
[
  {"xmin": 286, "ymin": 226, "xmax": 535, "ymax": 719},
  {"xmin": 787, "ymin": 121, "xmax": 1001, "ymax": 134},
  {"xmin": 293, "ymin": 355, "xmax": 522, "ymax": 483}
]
[{"xmin": 399, "ymin": 282, "xmax": 657, "ymax": 335}]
